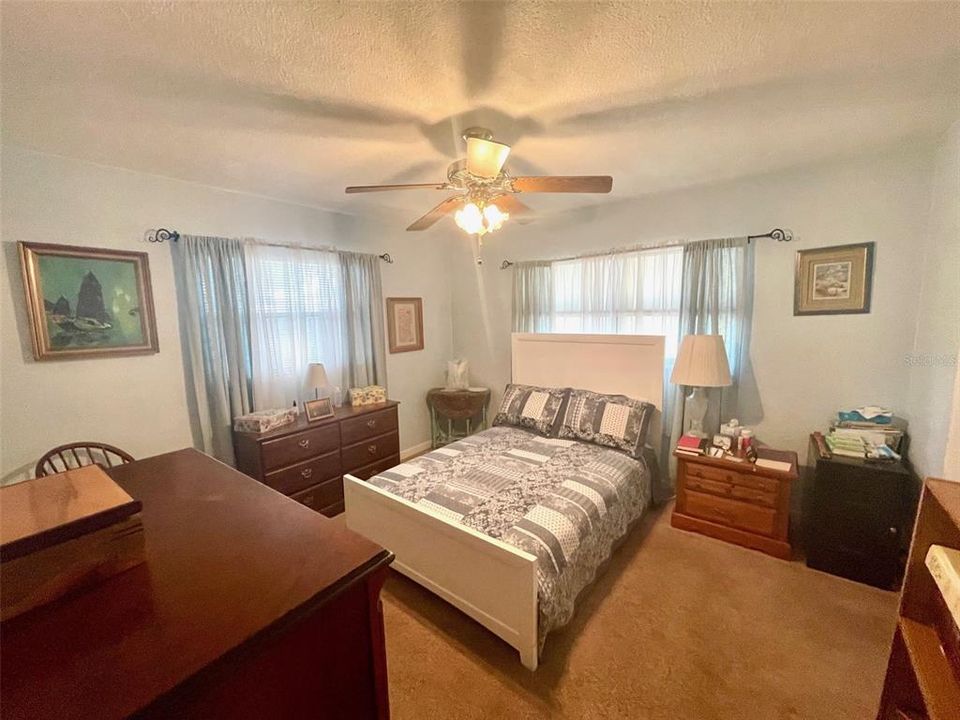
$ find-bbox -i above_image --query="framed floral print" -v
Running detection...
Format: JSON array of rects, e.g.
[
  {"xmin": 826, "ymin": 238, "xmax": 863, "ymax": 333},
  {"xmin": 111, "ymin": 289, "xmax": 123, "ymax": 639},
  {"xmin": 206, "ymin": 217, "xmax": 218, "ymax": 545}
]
[
  {"xmin": 386, "ymin": 297, "xmax": 424, "ymax": 353},
  {"xmin": 18, "ymin": 242, "xmax": 159, "ymax": 360},
  {"xmin": 794, "ymin": 242, "xmax": 874, "ymax": 316}
]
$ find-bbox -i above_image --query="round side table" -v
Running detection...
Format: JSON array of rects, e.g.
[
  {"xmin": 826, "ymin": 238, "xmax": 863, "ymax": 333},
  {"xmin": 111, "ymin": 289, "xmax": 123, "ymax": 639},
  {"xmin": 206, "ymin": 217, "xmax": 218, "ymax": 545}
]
[{"xmin": 426, "ymin": 387, "xmax": 491, "ymax": 448}]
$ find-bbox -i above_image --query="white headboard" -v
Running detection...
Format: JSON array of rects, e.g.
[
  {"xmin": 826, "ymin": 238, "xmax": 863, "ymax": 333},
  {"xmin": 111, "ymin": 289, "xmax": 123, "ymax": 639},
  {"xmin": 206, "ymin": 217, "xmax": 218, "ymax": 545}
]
[{"xmin": 511, "ymin": 333, "xmax": 666, "ymax": 450}]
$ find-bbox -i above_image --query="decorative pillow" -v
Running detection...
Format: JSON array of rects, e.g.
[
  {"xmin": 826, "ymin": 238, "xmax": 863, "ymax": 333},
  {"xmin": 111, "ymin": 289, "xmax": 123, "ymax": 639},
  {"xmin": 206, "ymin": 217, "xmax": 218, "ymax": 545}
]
[
  {"xmin": 493, "ymin": 384, "xmax": 569, "ymax": 436},
  {"xmin": 558, "ymin": 389, "xmax": 655, "ymax": 459}
]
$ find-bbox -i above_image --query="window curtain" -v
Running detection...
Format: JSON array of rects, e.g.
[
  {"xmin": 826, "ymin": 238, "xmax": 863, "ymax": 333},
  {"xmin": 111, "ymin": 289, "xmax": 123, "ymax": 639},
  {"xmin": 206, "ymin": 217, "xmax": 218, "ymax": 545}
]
[
  {"xmin": 668, "ymin": 237, "xmax": 758, "ymax": 477},
  {"xmin": 171, "ymin": 236, "xmax": 254, "ymax": 465},
  {"xmin": 244, "ymin": 243, "xmax": 346, "ymax": 409},
  {"xmin": 339, "ymin": 251, "xmax": 387, "ymax": 388},
  {"xmin": 513, "ymin": 261, "xmax": 553, "ymax": 332}
]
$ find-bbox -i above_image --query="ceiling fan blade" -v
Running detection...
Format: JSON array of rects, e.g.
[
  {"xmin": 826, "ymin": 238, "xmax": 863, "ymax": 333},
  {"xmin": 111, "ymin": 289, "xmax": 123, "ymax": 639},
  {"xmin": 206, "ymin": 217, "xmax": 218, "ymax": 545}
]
[
  {"xmin": 466, "ymin": 137, "xmax": 511, "ymax": 178},
  {"xmin": 406, "ymin": 196, "xmax": 464, "ymax": 231},
  {"xmin": 345, "ymin": 183, "xmax": 448, "ymax": 194},
  {"xmin": 511, "ymin": 176, "xmax": 613, "ymax": 194},
  {"xmin": 491, "ymin": 194, "xmax": 532, "ymax": 215}
]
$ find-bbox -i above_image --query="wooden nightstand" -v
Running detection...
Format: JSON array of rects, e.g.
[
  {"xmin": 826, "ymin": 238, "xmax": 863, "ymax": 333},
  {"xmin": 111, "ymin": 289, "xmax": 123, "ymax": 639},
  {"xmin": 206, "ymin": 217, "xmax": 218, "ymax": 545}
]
[{"xmin": 671, "ymin": 448, "xmax": 799, "ymax": 559}]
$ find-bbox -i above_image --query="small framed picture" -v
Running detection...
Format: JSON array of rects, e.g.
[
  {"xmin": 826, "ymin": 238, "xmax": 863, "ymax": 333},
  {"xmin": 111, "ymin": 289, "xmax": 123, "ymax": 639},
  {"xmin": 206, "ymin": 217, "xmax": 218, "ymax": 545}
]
[
  {"xmin": 386, "ymin": 297, "xmax": 424, "ymax": 353},
  {"xmin": 304, "ymin": 397, "xmax": 334, "ymax": 422},
  {"xmin": 794, "ymin": 242, "xmax": 874, "ymax": 316}
]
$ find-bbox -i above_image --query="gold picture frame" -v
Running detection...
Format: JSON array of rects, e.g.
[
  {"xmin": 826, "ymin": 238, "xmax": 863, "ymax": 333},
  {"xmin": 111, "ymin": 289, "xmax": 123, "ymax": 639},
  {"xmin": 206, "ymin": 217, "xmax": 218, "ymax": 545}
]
[
  {"xmin": 18, "ymin": 242, "xmax": 160, "ymax": 360},
  {"xmin": 794, "ymin": 242, "xmax": 874, "ymax": 316},
  {"xmin": 304, "ymin": 397, "xmax": 335, "ymax": 422},
  {"xmin": 386, "ymin": 297, "xmax": 424, "ymax": 353}
]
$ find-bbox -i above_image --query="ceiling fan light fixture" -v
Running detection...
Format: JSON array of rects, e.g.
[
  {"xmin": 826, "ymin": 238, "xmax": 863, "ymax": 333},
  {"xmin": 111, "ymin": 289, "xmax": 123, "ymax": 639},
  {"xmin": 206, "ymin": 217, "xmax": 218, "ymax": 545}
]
[
  {"xmin": 465, "ymin": 137, "xmax": 511, "ymax": 179},
  {"xmin": 455, "ymin": 201, "xmax": 509, "ymax": 237}
]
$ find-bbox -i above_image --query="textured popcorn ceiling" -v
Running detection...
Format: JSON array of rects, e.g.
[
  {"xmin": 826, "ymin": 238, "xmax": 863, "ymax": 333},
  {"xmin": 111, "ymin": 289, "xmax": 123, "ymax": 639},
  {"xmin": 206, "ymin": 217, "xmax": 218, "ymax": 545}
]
[{"xmin": 2, "ymin": 1, "xmax": 958, "ymax": 219}]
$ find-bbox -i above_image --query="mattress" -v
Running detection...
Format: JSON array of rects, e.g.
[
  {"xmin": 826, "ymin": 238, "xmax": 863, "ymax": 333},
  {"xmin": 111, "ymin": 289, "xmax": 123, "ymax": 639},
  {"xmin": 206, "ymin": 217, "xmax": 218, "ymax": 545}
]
[{"xmin": 368, "ymin": 425, "xmax": 653, "ymax": 650}]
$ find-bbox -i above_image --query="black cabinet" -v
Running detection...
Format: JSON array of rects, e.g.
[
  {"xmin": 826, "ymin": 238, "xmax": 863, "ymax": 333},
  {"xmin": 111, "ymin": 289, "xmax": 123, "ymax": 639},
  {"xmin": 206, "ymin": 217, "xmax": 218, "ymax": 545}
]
[{"xmin": 804, "ymin": 435, "xmax": 918, "ymax": 589}]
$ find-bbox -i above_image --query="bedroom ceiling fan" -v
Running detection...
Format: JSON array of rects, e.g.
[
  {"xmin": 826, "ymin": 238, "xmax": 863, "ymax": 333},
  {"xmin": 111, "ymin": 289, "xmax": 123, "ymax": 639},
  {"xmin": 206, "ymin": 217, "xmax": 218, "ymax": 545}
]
[{"xmin": 345, "ymin": 127, "xmax": 613, "ymax": 236}]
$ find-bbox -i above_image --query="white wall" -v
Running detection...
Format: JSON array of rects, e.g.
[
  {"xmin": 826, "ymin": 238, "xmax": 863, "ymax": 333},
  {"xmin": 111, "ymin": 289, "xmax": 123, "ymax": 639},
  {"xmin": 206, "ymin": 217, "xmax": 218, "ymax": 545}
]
[
  {"xmin": 450, "ymin": 143, "xmax": 942, "ymax": 463},
  {"xmin": 903, "ymin": 122, "xmax": 960, "ymax": 480},
  {"xmin": 0, "ymin": 146, "xmax": 451, "ymax": 482}
]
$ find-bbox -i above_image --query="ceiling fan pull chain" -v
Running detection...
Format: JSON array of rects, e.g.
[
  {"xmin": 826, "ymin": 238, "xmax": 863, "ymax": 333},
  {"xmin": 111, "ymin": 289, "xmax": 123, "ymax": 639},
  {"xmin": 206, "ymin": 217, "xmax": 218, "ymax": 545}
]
[{"xmin": 473, "ymin": 234, "xmax": 484, "ymax": 266}]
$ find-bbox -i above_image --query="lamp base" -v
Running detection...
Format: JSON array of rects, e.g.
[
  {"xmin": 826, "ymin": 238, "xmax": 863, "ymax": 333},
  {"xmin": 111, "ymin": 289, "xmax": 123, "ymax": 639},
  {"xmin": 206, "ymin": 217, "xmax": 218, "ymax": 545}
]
[{"xmin": 684, "ymin": 386, "xmax": 709, "ymax": 438}]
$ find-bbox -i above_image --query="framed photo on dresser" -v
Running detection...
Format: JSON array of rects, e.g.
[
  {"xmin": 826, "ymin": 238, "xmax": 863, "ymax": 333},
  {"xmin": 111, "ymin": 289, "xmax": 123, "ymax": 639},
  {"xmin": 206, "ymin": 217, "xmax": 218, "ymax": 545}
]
[
  {"xmin": 304, "ymin": 397, "xmax": 335, "ymax": 422},
  {"xmin": 794, "ymin": 242, "xmax": 874, "ymax": 316}
]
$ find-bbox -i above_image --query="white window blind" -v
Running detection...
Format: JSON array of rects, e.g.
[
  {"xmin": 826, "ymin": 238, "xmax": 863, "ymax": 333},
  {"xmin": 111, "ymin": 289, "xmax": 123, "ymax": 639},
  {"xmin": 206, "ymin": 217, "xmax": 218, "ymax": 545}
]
[{"xmin": 245, "ymin": 243, "xmax": 346, "ymax": 409}]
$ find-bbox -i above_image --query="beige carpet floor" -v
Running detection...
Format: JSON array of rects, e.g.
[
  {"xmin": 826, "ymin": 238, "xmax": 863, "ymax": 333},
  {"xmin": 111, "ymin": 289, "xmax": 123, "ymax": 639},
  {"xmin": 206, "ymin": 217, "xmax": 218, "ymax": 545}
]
[{"xmin": 380, "ymin": 504, "xmax": 897, "ymax": 719}]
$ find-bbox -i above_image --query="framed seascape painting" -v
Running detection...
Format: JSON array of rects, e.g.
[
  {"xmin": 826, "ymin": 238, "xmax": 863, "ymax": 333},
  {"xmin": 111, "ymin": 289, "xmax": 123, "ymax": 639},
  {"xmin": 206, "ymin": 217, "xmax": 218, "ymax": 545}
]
[
  {"xmin": 386, "ymin": 297, "xmax": 424, "ymax": 353},
  {"xmin": 794, "ymin": 242, "xmax": 875, "ymax": 316},
  {"xmin": 18, "ymin": 242, "xmax": 159, "ymax": 360}
]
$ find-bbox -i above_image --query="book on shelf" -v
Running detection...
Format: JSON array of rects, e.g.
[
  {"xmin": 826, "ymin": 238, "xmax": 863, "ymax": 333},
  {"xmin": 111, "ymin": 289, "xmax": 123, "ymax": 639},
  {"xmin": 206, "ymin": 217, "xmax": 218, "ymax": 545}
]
[{"xmin": 926, "ymin": 544, "xmax": 960, "ymax": 629}]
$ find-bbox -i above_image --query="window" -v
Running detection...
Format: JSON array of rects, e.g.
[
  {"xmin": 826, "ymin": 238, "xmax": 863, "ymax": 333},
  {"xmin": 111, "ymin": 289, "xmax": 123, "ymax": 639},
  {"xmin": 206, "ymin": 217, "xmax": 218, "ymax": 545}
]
[{"xmin": 245, "ymin": 244, "xmax": 345, "ymax": 409}]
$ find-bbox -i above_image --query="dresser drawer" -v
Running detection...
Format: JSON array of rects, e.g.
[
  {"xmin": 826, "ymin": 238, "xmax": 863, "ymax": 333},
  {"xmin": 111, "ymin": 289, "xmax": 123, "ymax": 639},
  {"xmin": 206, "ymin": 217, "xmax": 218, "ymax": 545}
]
[
  {"xmin": 347, "ymin": 455, "xmax": 401, "ymax": 481},
  {"xmin": 687, "ymin": 463, "xmax": 779, "ymax": 494},
  {"xmin": 290, "ymin": 476, "xmax": 343, "ymax": 513},
  {"xmin": 683, "ymin": 490, "xmax": 776, "ymax": 536},
  {"xmin": 340, "ymin": 407, "xmax": 398, "ymax": 447},
  {"xmin": 261, "ymin": 423, "xmax": 339, "ymax": 472},
  {"xmin": 342, "ymin": 431, "xmax": 400, "ymax": 473},
  {"xmin": 264, "ymin": 450, "xmax": 340, "ymax": 496}
]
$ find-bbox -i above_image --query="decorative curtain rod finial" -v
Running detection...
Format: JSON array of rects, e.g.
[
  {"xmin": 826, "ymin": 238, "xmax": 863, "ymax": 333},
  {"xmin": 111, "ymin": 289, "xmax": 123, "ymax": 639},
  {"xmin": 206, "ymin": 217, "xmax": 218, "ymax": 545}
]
[
  {"xmin": 145, "ymin": 228, "xmax": 179, "ymax": 243},
  {"xmin": 379, "ymin": 253, "xmax": 393, "ymax": 263},
  {"xmin": 500, "ymin": 260, "xmax": 513, "ymax": 270}
]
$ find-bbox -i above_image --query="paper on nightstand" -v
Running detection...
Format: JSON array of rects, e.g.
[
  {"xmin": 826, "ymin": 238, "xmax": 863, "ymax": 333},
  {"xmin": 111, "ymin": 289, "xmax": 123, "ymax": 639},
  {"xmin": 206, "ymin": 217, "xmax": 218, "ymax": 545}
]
[{"xmin": 755, "ymin": 458, "xmax": 792, "ymax": 473}]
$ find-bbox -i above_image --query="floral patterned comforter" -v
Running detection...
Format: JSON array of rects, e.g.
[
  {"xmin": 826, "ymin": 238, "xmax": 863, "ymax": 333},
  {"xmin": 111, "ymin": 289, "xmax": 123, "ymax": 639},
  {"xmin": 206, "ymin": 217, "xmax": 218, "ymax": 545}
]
[{"xmin": 368, "ymin": 425, "xmax": 653, "ymax": 651}]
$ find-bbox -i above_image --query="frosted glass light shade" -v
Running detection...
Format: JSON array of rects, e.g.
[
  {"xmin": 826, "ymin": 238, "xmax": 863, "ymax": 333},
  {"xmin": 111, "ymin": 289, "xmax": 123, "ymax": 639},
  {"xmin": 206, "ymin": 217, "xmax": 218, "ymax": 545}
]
[
  {"xmin": 306, "ymin": 363, "xmax": 329, "ymax": 393},
  {"xmin": 670, "ymin": 335, "xmax": 732, "ymax": 387}
]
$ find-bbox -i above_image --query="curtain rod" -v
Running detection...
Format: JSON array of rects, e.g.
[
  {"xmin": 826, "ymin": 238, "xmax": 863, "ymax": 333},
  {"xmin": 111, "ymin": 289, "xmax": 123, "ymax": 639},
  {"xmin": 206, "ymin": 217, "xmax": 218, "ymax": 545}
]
[
  {"xmin": 144, "ymin": 228, "xmax": 394, "ymax": 264},
  {"xmin": 498, "ymin": 227, "xmax": 792, "ymax": 270}
]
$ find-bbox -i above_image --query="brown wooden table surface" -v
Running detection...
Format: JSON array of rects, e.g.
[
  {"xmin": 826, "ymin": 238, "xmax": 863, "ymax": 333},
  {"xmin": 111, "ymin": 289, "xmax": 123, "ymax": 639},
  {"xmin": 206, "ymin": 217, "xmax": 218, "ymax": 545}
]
[{"xmin": 0, "ymin": 448, "xmax": 391, "ymax": 720}]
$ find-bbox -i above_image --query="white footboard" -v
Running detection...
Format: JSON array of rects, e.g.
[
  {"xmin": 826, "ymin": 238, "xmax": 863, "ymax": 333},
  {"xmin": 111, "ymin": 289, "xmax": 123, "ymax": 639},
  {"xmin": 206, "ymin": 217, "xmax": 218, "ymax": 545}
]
[{"xmin": 343, "ymin": 474, "xmax": 540, "ymax": 670}]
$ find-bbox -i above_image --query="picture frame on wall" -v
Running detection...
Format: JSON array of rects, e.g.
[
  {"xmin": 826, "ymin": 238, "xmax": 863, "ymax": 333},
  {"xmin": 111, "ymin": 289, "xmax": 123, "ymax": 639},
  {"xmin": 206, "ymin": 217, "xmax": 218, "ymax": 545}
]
[
  {"xmin": 386, "ymin": 297, "xmax": 424, "ymax": 353},
  {"xmin": 794, "ymin": 242, "xmax": 875, "ymax": 316},
  {"xmin": 18, "ymin": 242, "xmax": 160, "ymax": 360},
  {"xmin": 304, "ymin": 397, "xmax": 335, "ymax": 422}
]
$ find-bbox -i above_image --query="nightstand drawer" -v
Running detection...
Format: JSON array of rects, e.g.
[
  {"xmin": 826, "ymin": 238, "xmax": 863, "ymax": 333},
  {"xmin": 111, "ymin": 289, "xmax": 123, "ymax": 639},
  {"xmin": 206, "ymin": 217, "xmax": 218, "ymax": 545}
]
[
  {"xmin": 685, "ymin": 474, "xmax": 734, "ymax": 499},
  {"xmin": 729, "ymin": 484, "xmax": 777, "ymax": 508},
  {"xmin": 684, "ymin": 490, "xmax": 776, "ymax": 536}
]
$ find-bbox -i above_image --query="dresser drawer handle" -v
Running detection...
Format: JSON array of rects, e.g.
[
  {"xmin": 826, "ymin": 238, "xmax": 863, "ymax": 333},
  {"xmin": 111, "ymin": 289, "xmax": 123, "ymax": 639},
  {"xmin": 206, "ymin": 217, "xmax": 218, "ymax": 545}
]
[
  {"xmin": 301, "ymin": 467, "xmax": 313, "ymax": 479},
  {"xmin": 366, "ymin": 419, "xmax": 377, "ymax": 429},
  {"xmin": 297, "ymin": 438, "xmax": 310, "ymax": 448},
  {"xmin": 368, "ymin": 444, "xmax": 378, "ymax": 455}
]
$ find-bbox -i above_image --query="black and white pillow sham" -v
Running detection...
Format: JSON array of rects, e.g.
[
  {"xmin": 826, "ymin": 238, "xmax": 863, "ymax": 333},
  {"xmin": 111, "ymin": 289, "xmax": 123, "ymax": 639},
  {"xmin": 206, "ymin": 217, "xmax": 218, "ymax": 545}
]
[
  {"xmin": 557, "ymin": 389, "xmax": 655, "ymax": 459},
  {"xmin": 493, "ymin": 383, "xmax": 568, "ymax": 436}
]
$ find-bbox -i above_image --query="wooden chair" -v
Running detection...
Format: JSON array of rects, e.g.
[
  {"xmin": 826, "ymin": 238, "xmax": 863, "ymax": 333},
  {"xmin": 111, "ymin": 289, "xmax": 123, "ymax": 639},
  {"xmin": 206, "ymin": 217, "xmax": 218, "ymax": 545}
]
[{"xmin": 35, "ymin": 442, "xmax": 135, "ymax": 478}]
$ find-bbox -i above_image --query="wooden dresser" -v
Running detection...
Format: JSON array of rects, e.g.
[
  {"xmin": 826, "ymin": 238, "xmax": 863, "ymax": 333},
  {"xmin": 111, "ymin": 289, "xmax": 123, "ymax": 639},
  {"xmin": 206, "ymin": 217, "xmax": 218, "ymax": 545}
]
[
  {"xmin": 672, "ymin": 448, "xmax": 798, "ymax": 559},
  {"xmin": 1, "ymin": 449, "xmax": 393, "ymax": 719},
  {"xmin": 234, "ymin": 401, "xmax": 401, "ymax": 516}
]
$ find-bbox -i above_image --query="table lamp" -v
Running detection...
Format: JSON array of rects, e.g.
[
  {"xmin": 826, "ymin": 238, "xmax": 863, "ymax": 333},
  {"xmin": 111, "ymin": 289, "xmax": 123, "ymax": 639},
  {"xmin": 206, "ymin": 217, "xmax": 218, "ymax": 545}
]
[
  {"xmin": 670, "ymin": 334, "xmax": 732, "ymax": 438},
  {"xmin": 305, "ymin": 362, "xmax": 330, "ymax": 400}
]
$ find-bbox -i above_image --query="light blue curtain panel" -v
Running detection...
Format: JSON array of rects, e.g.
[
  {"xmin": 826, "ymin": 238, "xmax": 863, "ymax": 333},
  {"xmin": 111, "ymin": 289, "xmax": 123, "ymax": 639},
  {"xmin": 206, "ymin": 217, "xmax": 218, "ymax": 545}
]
[
  {"xmin": 171, "ymin": 235, "xmax": 254, "ymax": 465},
  {"xmin": 339, "ymin": 251, "xmax": 387, "ymax": 389}
]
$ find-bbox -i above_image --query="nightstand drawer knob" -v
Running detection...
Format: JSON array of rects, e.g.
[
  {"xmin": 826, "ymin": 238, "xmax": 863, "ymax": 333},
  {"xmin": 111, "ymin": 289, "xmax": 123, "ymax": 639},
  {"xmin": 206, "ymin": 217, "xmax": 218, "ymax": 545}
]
[
  {"xmin": 301, "ymin": 468, "xmax": 313, "ymax": 479},
  {"xmin": 368, "ymin": 444, "xmax": 377, "ymax": 455},
  {"xmin": 366, "ymin": 419, "xmax": 377, "ymax": 429},
  {"xmin": 298, "ymin": 438, "xmax": 310, "ymax": 448}
]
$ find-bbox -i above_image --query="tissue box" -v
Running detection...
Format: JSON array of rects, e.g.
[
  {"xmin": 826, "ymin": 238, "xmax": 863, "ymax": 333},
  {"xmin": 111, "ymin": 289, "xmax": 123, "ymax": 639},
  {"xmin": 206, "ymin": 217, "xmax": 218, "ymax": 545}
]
[
  {"xmin": 233, "ymin": 407, "xmax": 298, "ymax": 434},
  {"xmin": 349, "ymin": 385, "xmax": 386, "ymax": 406}
]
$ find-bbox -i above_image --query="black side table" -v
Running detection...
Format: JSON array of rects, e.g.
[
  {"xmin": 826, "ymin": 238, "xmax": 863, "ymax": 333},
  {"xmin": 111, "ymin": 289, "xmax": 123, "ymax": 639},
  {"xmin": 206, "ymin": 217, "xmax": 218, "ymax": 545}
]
[{"xmin": 804, "ymin": 434, "xmax": 919, "ymax": 589}]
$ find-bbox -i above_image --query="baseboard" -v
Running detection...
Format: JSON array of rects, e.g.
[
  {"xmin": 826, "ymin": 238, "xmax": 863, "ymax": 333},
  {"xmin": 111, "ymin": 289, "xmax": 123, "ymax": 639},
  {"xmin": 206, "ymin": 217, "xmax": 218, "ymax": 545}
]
[{"xmin": 400, "ymin": 440, "xmax": 431, "ymax": 461}]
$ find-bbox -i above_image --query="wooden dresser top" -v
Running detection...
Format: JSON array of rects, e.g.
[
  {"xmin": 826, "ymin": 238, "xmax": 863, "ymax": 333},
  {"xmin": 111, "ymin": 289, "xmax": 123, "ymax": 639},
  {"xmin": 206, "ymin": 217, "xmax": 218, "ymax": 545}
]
[
  {"xmin": 1, "ymin": 448, "xmax": 391, "ymax": 720},
  {"xmin": 674, "ymin": 446, "xmax": 799, "ymax": 480},
  {"xmin": 234, "ymin": 400, "xmax": 399, "ymax": 442}
]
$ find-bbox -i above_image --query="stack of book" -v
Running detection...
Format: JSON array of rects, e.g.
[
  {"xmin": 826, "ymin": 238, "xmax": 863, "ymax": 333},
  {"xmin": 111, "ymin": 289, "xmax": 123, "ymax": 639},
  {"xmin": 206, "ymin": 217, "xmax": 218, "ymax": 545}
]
[
  {"xmin": 824, "ymin": 429, "xmax": 867, "ymax": 458},
  {"xmin": 676, "ymin": 435, "xmax": 708, "ymax": 457}
]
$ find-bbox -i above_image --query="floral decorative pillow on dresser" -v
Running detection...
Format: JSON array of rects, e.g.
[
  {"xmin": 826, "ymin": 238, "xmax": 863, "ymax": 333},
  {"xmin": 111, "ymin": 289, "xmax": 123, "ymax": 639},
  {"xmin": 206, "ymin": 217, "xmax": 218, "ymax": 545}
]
[
  {"xmin": 493, "ymin": 384, "xmax": 569, "ymax": 436},
  {"xmin": 558, "ymin": 389, "xmax": 655, "ymax": 459}
]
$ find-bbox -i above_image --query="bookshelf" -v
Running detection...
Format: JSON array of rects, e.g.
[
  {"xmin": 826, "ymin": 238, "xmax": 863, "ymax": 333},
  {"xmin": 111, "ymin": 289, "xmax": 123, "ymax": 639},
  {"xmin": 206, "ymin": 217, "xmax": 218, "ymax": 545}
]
[{"xmin": 876, "ymin": 479, "xmax": 960, "ymax": 720}]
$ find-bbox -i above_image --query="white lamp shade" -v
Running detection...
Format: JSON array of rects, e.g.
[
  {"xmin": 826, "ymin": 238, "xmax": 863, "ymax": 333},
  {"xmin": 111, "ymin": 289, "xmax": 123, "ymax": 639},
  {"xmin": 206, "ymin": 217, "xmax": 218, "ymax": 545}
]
[
  {"xmin": 305, "ymin": 363, "xmax": 329, "ymax": 390},
  {"xmin": 670, "ymin": 335, "xmax": 732, "ymax": 387}
]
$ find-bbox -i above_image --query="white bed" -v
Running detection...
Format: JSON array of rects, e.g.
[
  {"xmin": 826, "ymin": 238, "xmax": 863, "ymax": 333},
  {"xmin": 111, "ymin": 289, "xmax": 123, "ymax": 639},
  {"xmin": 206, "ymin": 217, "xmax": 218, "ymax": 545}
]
[{"xmin": 344, "ymin": 333, "xmax": 664, "ymax": 670}]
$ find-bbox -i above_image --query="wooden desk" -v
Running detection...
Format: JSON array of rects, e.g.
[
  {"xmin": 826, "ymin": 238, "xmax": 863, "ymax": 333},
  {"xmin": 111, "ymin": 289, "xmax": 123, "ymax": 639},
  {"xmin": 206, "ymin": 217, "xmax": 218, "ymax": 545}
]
[
  {"xmin": 672, "ymin": 447, "xmax": 799, "ymax": 559},
  {"xmin": 1, "ymin": 449, "xmax": 393, "ymax": 719}
]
